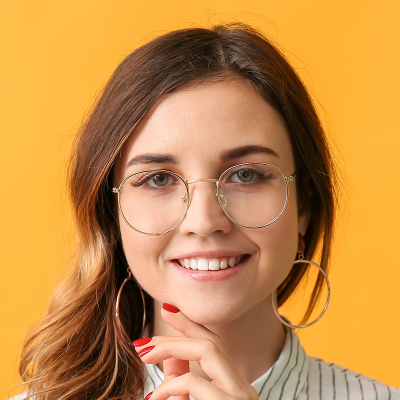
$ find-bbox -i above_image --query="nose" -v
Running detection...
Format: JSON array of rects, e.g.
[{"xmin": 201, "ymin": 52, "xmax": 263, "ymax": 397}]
[{"xmin": 179, "ymin": 182, "xmax": 233, "ymax": 236}]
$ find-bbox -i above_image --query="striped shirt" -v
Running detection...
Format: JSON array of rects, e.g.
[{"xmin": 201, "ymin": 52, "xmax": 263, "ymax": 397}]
[{"xmin": 143, "ymin": 329, "xmax": 400, "ymax": 400}]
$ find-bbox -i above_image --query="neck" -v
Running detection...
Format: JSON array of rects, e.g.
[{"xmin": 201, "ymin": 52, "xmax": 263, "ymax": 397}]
[{"xmin": 152, "ymin": 297, "xmax": 286, "ymax": 383}]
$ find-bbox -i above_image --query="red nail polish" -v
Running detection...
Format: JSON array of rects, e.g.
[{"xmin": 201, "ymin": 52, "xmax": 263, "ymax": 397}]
[
  {"xmin": 133, "ymin": 337, "xmax": 152, "ymax": 347},
  {"xmin": 162, "ymin": 303, "xmax": 180, "ymax": 313},
  {"xmin": 144, "ymin": 392, "xmax": 153, "ymax": 400},
  {"xmin": 138, "ymin": 346, "xmax": 155, "ymax": 357}
]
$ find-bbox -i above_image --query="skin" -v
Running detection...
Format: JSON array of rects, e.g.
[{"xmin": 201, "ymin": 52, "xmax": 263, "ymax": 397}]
[{"xmin": 114, "ymin": 79, "xmax": 309, "ymax": 400}]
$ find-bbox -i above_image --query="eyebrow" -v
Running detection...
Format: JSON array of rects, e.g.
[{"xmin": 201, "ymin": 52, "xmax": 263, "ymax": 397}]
[
  {"xmin": 126, "ymin": 153, "xmax": 179, "ymax": 168},
  {"xmin": 126, "ymin": 145, "xmax": 278, "ymax": 169},
  {"xmin": 220, "ymin": 145, "xmax": 279, "ymax": 161}
]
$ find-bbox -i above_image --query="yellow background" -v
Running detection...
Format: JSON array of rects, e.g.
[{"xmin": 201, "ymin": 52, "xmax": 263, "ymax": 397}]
[{"xmin": 1, "ymin": 0, "xmax": 399, "ymax": 397}]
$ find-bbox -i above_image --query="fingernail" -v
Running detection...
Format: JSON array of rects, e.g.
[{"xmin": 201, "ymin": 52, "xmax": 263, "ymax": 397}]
[
  {"xmin": 133, "ymin": 337, "xmax": 152, "ymax": 347},
  {"xmin": 162, "ymin": 303, "xmax": 180, "ymax": 313},
  {"xmin": 138, "ymin": 346, "xmax": 155, "ymax": 357},
  {"xmin": 144, "ymin": 392, "xmax": 153, "ymax": 400}
]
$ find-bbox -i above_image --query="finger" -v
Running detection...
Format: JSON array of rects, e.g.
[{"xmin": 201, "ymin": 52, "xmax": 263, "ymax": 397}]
[
  {"xmin": 134, "ymin": 334, "xmax": 226, "ymax": 351},
  {"xmin": 161, "ymin": 304, "xmax": 224, "ymax": 347},
  {"xmin": 163, "ymin": 357, "xmax": 190, "ymax": 400},
  {"xmin": 133, "ymin": 336, "xmax": 191, "ymax": 350},
  {"xmin": 160, "ymin": 304, "xmax": 232, "ymax": 375},
  {"xmin": 137, "ymin": 339, "xmax": 246, "ymax": 394},
  {"xmin": 133, "ymin": 337, "xmax": 191, "ymax": 400},
  {"xmin": 149, "ymin": 372, "xmax": 238, "ymax": 400},
  {"xmin": 159, "ymin": 305, "xmax": 251, "ymax": 394},
  {"xmin": 163, "ymin": 357, "xmax": 190, "ymax": 381}
]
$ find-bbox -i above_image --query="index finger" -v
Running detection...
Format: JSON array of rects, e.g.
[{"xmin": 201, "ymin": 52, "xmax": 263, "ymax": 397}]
[{"xmin": 161, "ymin": 303, "xmax": 227, "ymax": 356}]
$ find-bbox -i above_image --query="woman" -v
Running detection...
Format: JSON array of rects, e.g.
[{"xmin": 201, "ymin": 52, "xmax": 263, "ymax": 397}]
[{"xmin": 15, "ymin": 23, "xmax": 399, "ymax": 400}]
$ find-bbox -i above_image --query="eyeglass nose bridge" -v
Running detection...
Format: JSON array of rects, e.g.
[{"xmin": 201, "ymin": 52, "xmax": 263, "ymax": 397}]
[
  {"xmin": 186, "ymin": 178, "xmax": 219, "ymax": 184},
  {"xmin": 184, "ymin": 178, "xmax": 227, "ymax": 207}
]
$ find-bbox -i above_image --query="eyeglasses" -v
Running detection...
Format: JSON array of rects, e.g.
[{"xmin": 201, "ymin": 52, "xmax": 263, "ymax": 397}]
[{"xmin": 113, "ymin": 163, "xmax": 295, "ymax": 236}]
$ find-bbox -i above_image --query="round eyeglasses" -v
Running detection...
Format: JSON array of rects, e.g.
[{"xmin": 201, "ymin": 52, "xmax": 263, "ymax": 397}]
[{"xmin": 113, "ymin": 163, "xmax": 296, "ymax": 236}]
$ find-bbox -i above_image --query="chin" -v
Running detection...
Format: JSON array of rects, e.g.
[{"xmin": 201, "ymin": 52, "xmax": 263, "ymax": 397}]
[{"xmin": 178, "ymin": 301, "xmax": 248, "ymax": 326}]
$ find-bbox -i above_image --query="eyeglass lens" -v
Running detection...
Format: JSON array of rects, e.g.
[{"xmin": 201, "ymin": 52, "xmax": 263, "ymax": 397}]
[
  {"xmin": 119, "ymin": 170, "xmax": 189, "ymax": 235},
  {"xmin": 218, "ymin": 164, "xmax": 288, "ymax": 228},
  {"xmin": 118, "ymin": 164, "xmax": 288, "ymax": 235}
]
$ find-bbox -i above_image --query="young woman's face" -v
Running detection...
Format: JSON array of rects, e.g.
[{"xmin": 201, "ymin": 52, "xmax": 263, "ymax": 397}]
[{"xmin": 115, "ymin": 80, "xmax": 305, "ymax": 325}]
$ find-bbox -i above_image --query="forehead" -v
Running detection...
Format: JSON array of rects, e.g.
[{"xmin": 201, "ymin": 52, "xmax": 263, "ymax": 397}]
[{"xmin": 117, "ymin": 79, "xmax": 294, "ymax": 175}]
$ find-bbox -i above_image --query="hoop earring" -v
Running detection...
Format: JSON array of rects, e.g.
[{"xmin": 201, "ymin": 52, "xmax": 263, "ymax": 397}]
[
  {"xmin": 271, "ymin": 252, "xmax": 331, "ymax": 329},
  {"xmin": 116, "ymin": 268, "xmax": 147, "ymax": 337}
]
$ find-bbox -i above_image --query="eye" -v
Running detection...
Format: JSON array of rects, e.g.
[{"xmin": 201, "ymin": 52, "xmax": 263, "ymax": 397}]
[
  {"xmin": 229, "ymin": 168, "xmax": 259, "ymax": 183},
  {"xmin": 221, "ymin": 164, "xmax": 277, "ymax": 188},
  {"xmin": 149, "ymin": 173, "xmax": 170, "ymax": 187},
  {"xmin": 128, "ymin": 171, "xmax": 177, "ymax": 190},
  {"xmin": 233, "ymin": 169, "xmax": 257, "ymax": 183}
]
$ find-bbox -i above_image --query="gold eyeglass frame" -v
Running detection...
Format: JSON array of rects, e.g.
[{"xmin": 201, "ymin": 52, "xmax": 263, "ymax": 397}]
[{"xmin": 113, "ymin": 162, "xmax": 296, "ymax": 236}]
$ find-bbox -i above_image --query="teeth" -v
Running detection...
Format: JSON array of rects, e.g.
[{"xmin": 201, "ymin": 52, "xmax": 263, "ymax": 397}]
[
  {"xmin": 209, "ymin": 259, "xmax": 220, "ymax": 270},
  {"xmin": 190, "ymin": 259, "xmax": 198, "ymax": 270},
  {"xmin": 228, "ymin": 257, "xmax": 236, "ymax": 267},
  {"xmin": 178, "ymin": 256, "xmax": 245, "ymax": 271},
  {"xmin": 198, "ymin": 259, "xmax": 208, "ymax": 271}
]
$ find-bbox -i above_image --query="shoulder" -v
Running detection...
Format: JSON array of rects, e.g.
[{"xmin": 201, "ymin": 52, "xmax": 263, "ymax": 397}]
[{"xmin": 300, "ymin": 357, "xmax": 400, "ymax": 400}]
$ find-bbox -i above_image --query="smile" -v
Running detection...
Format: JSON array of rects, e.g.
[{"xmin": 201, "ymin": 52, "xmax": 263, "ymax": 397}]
[{"xmin": 176, "ymin": 255, "xmax": 246, "ymax": 271}]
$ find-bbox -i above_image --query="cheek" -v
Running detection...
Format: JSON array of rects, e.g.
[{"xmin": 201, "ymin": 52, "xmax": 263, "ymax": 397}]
[
  {"xmin": 119, "ymin": 220, "xmax": 169, "ymax": 295},
  {"xmin": 248, "ymin": 194, "xmax": 299, "ymax": 289}
]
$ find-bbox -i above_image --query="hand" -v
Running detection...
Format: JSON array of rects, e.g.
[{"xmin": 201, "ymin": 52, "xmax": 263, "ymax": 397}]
[{"xmin": 133, "ymin": 303, "xmax": 259, "ymax": 400}]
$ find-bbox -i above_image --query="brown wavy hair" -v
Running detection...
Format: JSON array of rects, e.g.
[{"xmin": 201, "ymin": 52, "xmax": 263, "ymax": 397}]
[{"xmin": 17, "ymin": 23, "xmax": 337, "ymax": 400}]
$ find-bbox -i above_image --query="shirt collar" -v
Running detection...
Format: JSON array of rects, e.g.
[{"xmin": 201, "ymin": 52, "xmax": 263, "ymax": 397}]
[
  {"xmin": 143, "ymin": 329, "xmax": 309, "ymax": 400},
  {"xmin": 253, "ymin": 329, "xmax": 309, "ymax": 400}
]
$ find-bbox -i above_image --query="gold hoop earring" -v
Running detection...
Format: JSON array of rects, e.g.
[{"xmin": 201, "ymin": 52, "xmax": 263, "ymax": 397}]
[
  {"xmin": 271, "ymin": 252, "xmax": 331, "ymax": 329},
  {"xmin": 115, "ymin": 268, "xmax": 147, "ymax": 337}
]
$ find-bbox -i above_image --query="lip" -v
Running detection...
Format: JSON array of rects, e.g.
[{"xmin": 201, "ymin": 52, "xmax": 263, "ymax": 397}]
[
  {"xmin": 171, "ymin": 250, "xmax": 246, "ymax": 260},
  {"xmin": 170, "ymin": 254, "xmax": 250, "ymax": 282}
]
